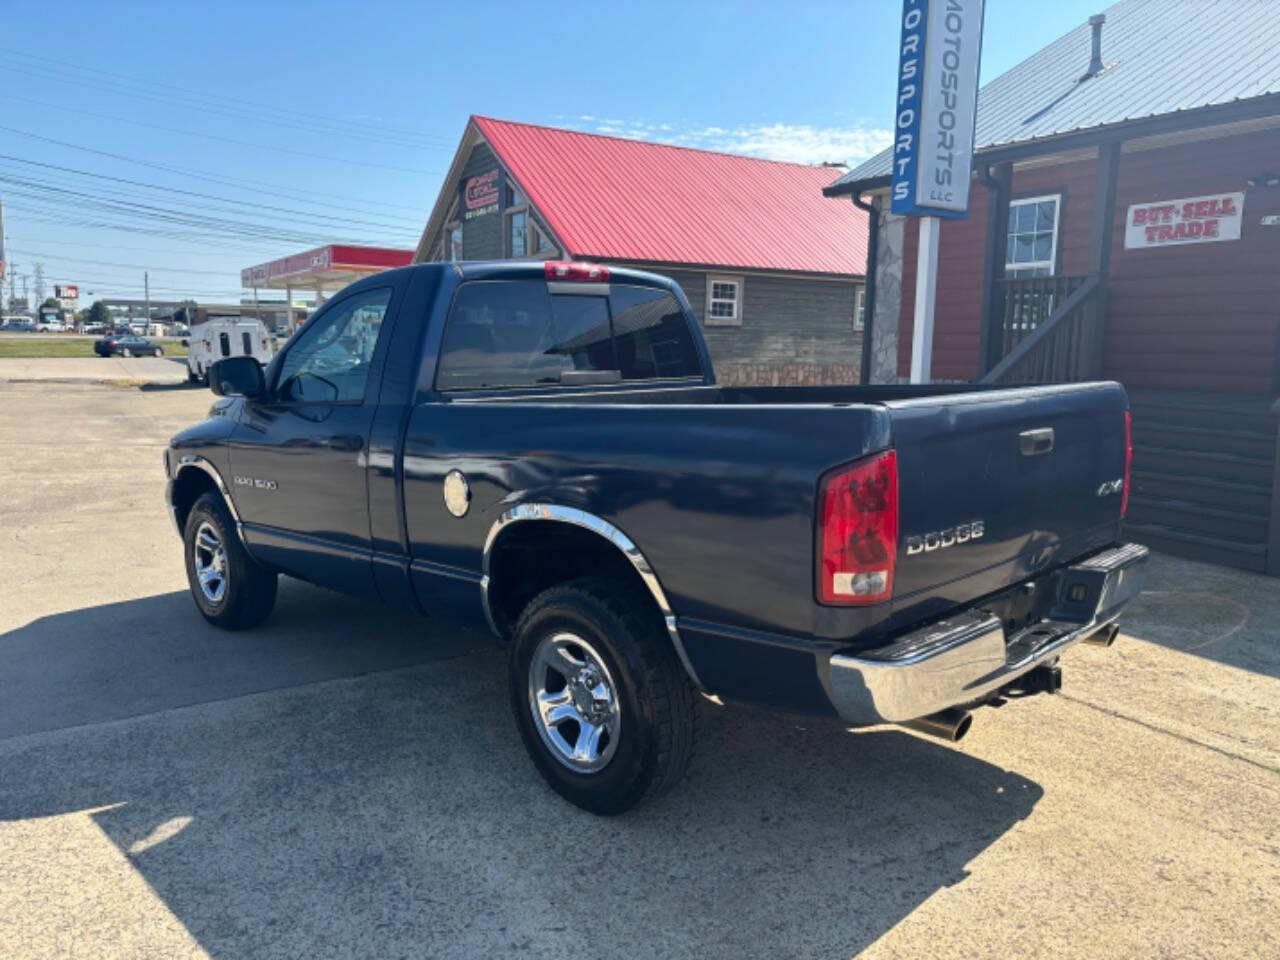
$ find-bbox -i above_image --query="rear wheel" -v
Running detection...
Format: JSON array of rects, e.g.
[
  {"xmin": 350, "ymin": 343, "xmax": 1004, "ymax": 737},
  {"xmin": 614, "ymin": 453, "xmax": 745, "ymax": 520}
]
[
  {"xmin": 155, "ymin": 346, "xmax": 164, "ymax": 357},
  {"xmin": 183, "ymin": 491, "xmax": 277, "ymax": 629},
  {"xmin": 121, "ymin": 347, "xmax": 133, "ymax": 358},
  {"xmin": 509, "ymin": 577, "xmax": 698, "ymax": 815}
]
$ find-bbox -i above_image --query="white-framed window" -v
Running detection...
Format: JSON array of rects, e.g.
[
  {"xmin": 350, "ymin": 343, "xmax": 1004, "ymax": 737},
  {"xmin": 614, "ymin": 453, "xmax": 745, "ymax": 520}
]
[
  {"xmin": 1005, "ymin": 194, "xmax": 1061, "ymax": 277},
  {"xmin": 854, "ymin": 285, "xmax": 866, "ymax": 332},
  {"xmin": 705, "ymin": 275, "xmax": 743, "ymax": 326},
  {"xmin": 446, "ymin": 223, "xmax": 463, "ymax": 261}
]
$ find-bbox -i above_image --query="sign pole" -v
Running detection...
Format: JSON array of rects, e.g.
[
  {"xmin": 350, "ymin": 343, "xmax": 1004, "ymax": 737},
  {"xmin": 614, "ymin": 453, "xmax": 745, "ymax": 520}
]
[
  {"xmin": 890, "ymin": 0, "xmax": 986, "ymax": 384},
  {"xmin": 910, "ymin": 216, "xmax": 940, "ymax": 383}
]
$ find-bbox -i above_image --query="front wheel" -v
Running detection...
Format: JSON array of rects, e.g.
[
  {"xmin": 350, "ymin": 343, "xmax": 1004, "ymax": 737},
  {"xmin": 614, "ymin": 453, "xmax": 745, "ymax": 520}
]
[
  {"xmin": 509, "ymin": 578, "xmax": 699, "ymax": 815},
  {"xmin": 183, "ymin": 491, "xmax": 277, "ymax": 629},
  {"xmin": 121, "ymin": 347, "xmax": 132, "ymax": 358}
]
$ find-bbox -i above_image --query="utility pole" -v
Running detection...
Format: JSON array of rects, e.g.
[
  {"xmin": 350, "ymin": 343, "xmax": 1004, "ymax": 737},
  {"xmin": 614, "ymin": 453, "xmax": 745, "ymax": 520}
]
[
  {"xmin": 0, "ymin": 195, "xmax": 6, "ymax": 305},
  {"xmin": 144, "ymin": 271, "xmax": 150, "ymax": 330}
]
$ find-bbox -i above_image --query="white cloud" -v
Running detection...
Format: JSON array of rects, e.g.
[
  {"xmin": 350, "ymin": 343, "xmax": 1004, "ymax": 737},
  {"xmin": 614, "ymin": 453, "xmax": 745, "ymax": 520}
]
[
  {"xmin": 563, "ymin": 116, "xmax": 891, "ymax": 167},
  {"xmin": 700, "ymin": 123, "xmax": 893, "ymax": 166}
]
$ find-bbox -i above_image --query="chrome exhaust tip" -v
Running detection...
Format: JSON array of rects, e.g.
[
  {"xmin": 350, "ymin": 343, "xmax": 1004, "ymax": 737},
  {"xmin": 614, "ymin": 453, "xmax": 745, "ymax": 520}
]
[
  {"xmin": 900, "ymin": 708, "xmax": 973, "ymax": 743},
  {"xmin": 1083, "ymin": 623, "xmax": 1120, "ymax": 647}
]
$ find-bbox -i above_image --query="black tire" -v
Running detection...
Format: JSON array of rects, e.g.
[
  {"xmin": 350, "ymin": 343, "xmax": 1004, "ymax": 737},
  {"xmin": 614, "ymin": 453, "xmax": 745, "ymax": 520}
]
[
  {"xmin": 187, "ymin": 369, "xmax": 199, "ymax": 383},
  {"xmin": 155, "ymin": 346, "xmax": 164, "ymax": 357},
  {"xmin": 509, "ymin": 577, "xmax": 699, "ymax": 815},
  {"xmin": 183, "ymin": 491, "xmax": 277, "ymax": 629},
  {"xmin": 121, "ymin": 347, "xmax": 132, "ymax": 358}
]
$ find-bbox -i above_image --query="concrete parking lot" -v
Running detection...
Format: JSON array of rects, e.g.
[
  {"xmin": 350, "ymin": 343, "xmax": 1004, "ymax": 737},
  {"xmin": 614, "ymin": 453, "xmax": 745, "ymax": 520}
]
[{"xmin": 0, "ymin": 377, "xmax": 1277, "ymax": 959}]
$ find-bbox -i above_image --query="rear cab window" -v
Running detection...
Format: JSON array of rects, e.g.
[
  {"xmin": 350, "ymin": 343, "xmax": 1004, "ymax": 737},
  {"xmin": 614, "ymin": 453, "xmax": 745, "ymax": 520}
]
[{"xmin": 435, "ymin": 279, "xmax": 702, "ymax": 391}]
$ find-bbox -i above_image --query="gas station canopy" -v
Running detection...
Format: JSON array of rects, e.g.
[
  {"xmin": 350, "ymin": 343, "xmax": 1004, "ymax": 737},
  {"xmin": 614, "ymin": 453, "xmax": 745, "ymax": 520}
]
[{"xmin": 240, "ymin": 244, "xmax": 413, "ymax": 297}]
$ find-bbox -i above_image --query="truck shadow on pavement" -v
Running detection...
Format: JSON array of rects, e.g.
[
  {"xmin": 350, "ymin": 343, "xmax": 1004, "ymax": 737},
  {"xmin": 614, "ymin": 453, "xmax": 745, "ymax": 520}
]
[{"xmin": 0, "ymin": 582, "xmax": 1043, "ymax": 959}]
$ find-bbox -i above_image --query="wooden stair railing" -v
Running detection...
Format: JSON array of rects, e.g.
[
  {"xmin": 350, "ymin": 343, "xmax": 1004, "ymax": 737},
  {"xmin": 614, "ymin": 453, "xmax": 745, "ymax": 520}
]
[{"xmin": 981, "ymin": 275, "xmax": 1101, "ymax": 384}]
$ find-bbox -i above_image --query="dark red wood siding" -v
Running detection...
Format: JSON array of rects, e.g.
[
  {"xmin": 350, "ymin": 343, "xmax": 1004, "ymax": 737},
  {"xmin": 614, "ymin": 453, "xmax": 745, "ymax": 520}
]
[{"xmin": 896, "ymin": 128, "xmax": 1280, "ymax": 394}]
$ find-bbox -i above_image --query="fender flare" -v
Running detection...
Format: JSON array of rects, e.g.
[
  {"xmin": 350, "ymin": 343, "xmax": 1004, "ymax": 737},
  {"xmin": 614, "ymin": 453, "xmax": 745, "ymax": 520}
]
[
  {"xmin": 171, "ymin": 454, "xmax": 246, "ymax": 542},
  {"xmin": 481, "ymin": 504, "xmax": 703, "ymax": 688}
]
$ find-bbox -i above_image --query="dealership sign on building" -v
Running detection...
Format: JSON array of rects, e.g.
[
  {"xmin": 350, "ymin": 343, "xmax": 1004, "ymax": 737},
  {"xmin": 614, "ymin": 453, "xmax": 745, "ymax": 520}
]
[
  {"xmin": 55, "ymin": 284, "xmax": 79, "ymax": 301},
  {"xmin": 1124, "ymin": 192, "xmax": 1245, "ymax": 248},
  {"xmin": 462, "ymin": 169, "xmax": 500, "ymax": 220},
  {"xmin": 890, "ymin": 0, "xmax": 986, "ymax": 218}
]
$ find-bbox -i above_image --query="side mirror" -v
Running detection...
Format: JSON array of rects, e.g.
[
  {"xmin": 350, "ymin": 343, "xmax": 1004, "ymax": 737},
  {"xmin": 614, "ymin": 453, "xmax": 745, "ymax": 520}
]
[
  {"xmin": 180, "ymin": 338, "xmax": 189, "ymax": 347},
  {"xmin": 210, "ymin": 356, "xmax": 266, "ymax": 399}
]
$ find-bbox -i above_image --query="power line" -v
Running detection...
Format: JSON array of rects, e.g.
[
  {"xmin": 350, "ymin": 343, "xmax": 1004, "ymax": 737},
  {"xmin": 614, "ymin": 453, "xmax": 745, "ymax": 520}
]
[
  {"xmin": 0, "ymin": 62, "xmax": 457, "ymax": 153},
  {"xmin": 2, "ymin": 94, "xmax": 441, "ymax": 176},
  {"xmin": 2, "ymin": 192, "xmax": 351, "ymax": 246},
  {"xmin": 0, "ymin": 47, "xmax": 457, "ymax": 147},
  {"xmin": 0, "ymin": 158, "xmax": 425, "ymax": 233},
  {"xmin": 9, "ymin": 248, "xmax": 242, "ymax": 276},
  {"xmin": 4, "ymin": 203, "xmax": 367, "ymax": 247},
  {"xmin": 6, "ymin": 236, "xmax": 278, "ymax": 258},
  {"xmin": 0, "ymin": 124, "xmax": 428, "ymax": 214},
  {"xmin": 5, "ymin": 210, "xmax": 313, "ymax": 253},
  {"xmin": 3, "ymin": 183, "xmax": 416, "ymax": 247}
]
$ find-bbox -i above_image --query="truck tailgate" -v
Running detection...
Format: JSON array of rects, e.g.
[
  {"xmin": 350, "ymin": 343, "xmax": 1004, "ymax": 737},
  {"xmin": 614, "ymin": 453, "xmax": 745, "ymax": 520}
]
[{"xmin": 886, "ymin": 382, "xmax": 1129, "ymax": 620}]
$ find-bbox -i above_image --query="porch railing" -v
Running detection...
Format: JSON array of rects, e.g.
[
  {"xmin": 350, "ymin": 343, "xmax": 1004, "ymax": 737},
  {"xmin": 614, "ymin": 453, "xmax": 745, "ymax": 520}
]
[
  {"xmin": 981, "ymin": 274, "xmax": 1101, "ymax": 384},
  {"xmin": 993, "ymin": 274, "xmax": 1090, "ymax": 357}
]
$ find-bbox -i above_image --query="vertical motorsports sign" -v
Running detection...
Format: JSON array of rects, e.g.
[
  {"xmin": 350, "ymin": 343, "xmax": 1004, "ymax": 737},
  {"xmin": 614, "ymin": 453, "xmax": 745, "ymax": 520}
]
[{"xmin": 890, "ymin": 0, "xmax": 986, "ymax": 218}]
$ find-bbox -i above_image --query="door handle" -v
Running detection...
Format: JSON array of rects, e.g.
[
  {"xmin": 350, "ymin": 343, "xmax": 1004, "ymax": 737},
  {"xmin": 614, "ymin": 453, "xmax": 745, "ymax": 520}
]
[{"xmin": 1019, "ymin": 427, "xmax": 1055, "ymax": 456}]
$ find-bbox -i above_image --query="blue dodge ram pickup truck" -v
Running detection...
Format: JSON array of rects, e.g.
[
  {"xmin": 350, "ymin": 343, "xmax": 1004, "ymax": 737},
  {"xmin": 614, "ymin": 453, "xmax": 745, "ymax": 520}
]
[{"xmin": 165, "ymin": 260, "xmax": 1147, "ymax": 814}]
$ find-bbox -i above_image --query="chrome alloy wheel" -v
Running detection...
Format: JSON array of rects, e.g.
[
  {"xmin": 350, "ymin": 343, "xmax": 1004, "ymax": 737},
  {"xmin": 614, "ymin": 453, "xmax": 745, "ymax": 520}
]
[
  {"xmin": 192, "ymin": 521, "xmax": 228, "ymax": 604},
  {"xmin": 528, "ymin": 631, "xmax": 622, "ymax": 773}
]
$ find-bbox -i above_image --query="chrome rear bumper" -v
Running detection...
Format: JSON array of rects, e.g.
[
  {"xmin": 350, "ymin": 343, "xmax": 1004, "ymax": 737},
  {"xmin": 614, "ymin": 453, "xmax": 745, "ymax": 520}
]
[{"xmin": 826, "ymin": 542, "xmax": 1148, "ymax": 725}]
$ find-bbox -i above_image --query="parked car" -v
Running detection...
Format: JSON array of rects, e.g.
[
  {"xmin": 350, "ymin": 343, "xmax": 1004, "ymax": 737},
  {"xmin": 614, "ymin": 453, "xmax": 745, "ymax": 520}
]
[
  {"xmin": 185, "ymin": 316, "xmax": 273, "ymax": 385},
  {"xmin": 94, "ymin": 333, "xmax": 164, "ymax": 357},
  {"xmin": 163, "ymin": 261, "xmax": 1147, "ymax": 815},
  {"xmin": 36, "ymin": 320, "xmax": 67, "ymax": 332},
  {"xmin": 82, "ymin": 324, "xmax": 107, "ymax": 335},
  {"xmin": 0, "ymin": 320, "xmax": 37, "ymax": 332}
]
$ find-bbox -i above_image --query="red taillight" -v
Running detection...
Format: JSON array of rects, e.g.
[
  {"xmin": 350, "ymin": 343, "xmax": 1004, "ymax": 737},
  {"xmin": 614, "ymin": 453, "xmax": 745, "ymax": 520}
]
[
  {"xmin": 1121, "ymin": 410, "xmax": 1133, "ymax": 517},
  {"xmin": 817, "ymin": 449, "xmax": 899, "ymax": 605},
  {"xmin": 545, "ymin": 260, "xmax": 610, "ymax": 282}
]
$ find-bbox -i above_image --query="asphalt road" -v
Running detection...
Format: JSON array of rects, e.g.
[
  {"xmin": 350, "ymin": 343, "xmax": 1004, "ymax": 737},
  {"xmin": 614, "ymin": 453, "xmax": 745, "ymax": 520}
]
[
  {"xmin": 0, "ymin": 355, "xmax": 190, "ymax": 384},
  {"xmin": 0, "ymin": 378, "xmax": 1277, "ymax": 959}
]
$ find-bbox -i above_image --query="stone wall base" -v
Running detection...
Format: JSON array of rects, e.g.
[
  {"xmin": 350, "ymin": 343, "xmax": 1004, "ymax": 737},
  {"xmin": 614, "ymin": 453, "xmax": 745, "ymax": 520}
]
[{"xmin": 715, "ymin": 362, "xmax": 862, "ymax": 386}]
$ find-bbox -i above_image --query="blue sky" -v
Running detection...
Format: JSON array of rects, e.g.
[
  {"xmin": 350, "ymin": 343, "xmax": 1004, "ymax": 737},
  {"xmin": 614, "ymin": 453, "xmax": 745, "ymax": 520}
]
[{"xmin": 1, "ymin": 0, "xmax": 1107, "ymax": 304}]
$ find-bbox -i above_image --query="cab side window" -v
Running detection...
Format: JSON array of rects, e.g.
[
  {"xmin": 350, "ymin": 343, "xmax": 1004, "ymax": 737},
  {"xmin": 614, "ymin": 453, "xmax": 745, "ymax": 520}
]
[{"xmin": 274, "ymin": 288, "xmax": 392, "ymax": 403}]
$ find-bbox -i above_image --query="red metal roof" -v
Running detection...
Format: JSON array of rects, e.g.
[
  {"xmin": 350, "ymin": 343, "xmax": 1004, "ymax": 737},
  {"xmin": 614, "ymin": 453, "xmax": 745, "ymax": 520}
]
[{"xmin": 473, "ymin": 116, "xmax": 867, "ymax": 276}]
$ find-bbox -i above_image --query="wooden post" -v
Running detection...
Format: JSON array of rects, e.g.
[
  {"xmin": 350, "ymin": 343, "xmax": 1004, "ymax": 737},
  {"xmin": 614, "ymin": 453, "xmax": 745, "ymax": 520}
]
[
  {"xmin": 1085, "ymin": 141, "xmax": 1121, "ymax": 379},
  {"xmin": 977, "ymin": 162, "xmax": 1013, "ymax": 376}
]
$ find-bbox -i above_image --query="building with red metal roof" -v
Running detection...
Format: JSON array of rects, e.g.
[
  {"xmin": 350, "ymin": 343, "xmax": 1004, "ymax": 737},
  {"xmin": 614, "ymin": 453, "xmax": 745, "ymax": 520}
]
[{"xmin": 416, "ymin": 116, "xmax": 869, "ymax": 385}]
